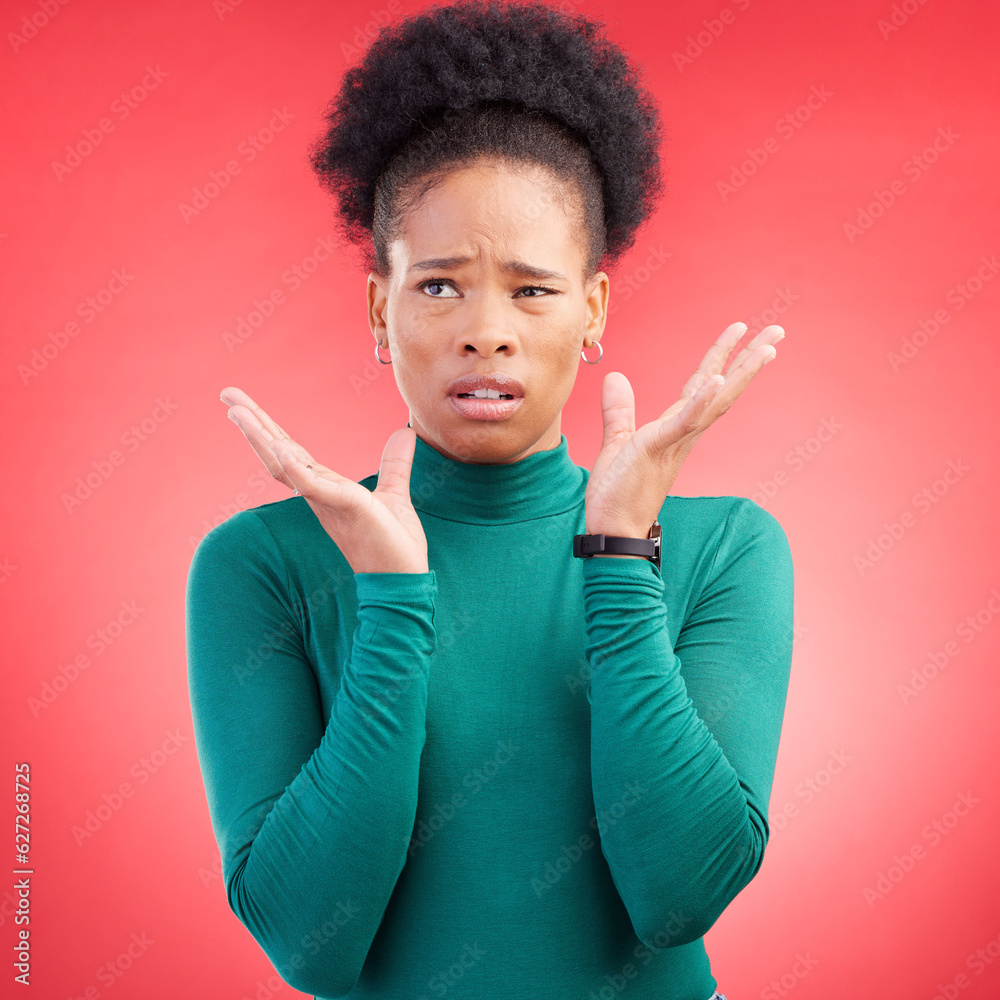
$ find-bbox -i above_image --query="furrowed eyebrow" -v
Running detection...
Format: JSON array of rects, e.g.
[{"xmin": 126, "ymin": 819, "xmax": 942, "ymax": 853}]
[{"xmin": 408, "ymin": 256, "xmax": 567, "ymax": 282}]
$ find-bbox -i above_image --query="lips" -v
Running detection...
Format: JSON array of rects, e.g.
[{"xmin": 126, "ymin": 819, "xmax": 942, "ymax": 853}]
[{"xmin": 446, "ymin": 372, "xmax": 525, "ymax": 399}]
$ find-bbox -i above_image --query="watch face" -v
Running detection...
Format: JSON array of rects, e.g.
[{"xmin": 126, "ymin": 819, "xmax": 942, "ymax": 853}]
[{"xmin": 648, "ymin": 521, "xmax": 661, "ymax": 568}]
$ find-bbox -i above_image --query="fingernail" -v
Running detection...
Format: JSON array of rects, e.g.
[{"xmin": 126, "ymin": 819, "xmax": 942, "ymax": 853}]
[
  {"xmin": 228, "ymin": 412, "xmax": 239, "ymax": 425},
  {"xmin": 763, "ymin": 348, "xmax": 777, "ymax": 364}
]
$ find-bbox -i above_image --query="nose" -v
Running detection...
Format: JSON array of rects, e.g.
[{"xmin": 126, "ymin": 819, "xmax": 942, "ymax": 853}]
[
  {"xmin": 455, "ymin": 292, "xmax": 520, "ymax": 358},
  {"xmin": 461, "ymin": 334, "xmax": 510, "ymax": 357}
]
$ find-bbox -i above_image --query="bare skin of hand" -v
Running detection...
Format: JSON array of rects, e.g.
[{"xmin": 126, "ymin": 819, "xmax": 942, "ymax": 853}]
[
  {"xmin": 219, "ymin": 387, "xmax": 429, "ymax": 575},
  {"xmin": 585, "ymin": 322, "xmax": 785, "ymax": 546}
]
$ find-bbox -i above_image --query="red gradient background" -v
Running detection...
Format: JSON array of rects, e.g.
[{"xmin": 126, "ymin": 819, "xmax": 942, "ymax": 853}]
[{"xmin": 3, "ymin": 0, "xmax": 1000, "ymax": 997}]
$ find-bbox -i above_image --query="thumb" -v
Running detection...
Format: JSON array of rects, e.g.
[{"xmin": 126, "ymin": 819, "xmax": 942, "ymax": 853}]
[
  {"xmin": 374, "ymin": 426, "xmax": 417, "ymax": 501},
  {"xmin": 600, "ymin": 371, "xmax": 635, "ymax": 451}
]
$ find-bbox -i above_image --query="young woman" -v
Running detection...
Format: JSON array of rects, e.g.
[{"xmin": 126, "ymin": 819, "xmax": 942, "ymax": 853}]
[{"xmin": 186, "ymin": 3, "xmax": 793, "ymax": 998}]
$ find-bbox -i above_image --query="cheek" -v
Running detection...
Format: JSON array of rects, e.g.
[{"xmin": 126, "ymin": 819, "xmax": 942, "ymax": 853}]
[
  {"xmin": 522, "ymin": 339, "xmax": 581, "ymax": 410},
  {"xmin": 390, "ymin": 328, "xmax": 441, "ymax": 403},
  {"xmin": 546, "ymin": 332, "xmax": 584, "ymax": 380}
]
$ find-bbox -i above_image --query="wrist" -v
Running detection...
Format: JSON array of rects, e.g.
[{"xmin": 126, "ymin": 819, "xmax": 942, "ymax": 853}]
[
  {"xmin": 575, "ymin": 519, "xmax": 662, "ymax": 570},
  {"xmin": 585, "ymin": 526, "xmax": 649, "ymax": 540}
]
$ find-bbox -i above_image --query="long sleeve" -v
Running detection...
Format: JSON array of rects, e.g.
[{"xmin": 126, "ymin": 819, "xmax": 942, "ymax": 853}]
[
  {"xmin": 185, "ymin": 510, "xmax": 438, "ymax": 998},
  {"xmin": 582, "ymin": 498, "xmax": 794, "ymax": 946}
]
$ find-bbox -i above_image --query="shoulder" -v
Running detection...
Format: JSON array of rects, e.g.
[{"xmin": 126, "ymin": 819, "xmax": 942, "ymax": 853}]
[
  {"xmin": 188, "ymin": 496, "xmax": 332, "ymax": 586},
  {"xmin": 189, "ymin": 494, "xmax": 357, "ymax": 611},
  {"xmin": 658, "ymin": 494, "xmax": 792, "ymax": 579},
  {"xmin": 660, "ymin": 492, "xmax": 788, "ymax": 539},
  {"xmin": 191, "ymin": 496, "xmax": 291, "ymax": 554}
]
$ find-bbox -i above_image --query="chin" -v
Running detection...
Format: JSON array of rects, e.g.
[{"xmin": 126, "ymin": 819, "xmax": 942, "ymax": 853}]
[{"xmin": 428, "ymin": 415, "xmax": 540, "ymax": 465}]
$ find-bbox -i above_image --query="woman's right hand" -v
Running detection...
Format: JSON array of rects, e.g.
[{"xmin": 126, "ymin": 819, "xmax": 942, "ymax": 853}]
[{"xmin": 219, "ymin": 387, "xmax": 429, "ymax": 575}]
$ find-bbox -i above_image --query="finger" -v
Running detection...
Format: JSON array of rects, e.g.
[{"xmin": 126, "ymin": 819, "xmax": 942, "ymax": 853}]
[
  {"xmin": 223, "ymin": 395, "xmax": 321, "ymax": 472},
  {"xmin": 651, "ymin": 372, "xmax": 724, "ymax": 450},
  {"xmin": 600, "ymin": 371, "xmax": 636, "ymax": 449},
  {"xmin": 677, "ymin": 369, "xmax": 710, "ymax": 404},
  {"xmin": 720, "ymin": 335, "xmax": 779, "ymax": 383},
  {"xmin": 226, "ymin": 403, "xmax": 312, "ymax": 458},
  {"xmin": 372, "ymin": 427, "xmax": 417, "ymax": 500},
  {"xmin": 224, "ymin": 408, "xmax": 295, "ymax": 488},
  {"xmin": 223, "ymin": 403, "xmax": 326, "ymax": 494},
  {"xmin": 720, "ymin": 324, "xmax": 785, "ymax": 376},
  {"xmin": 677, "ymin": 322, "xmax": 782, "ymax": 410},
  {"xmin": 668, "ymin": 321, "xmax": 749, "ymax": 414},
  {"xmin": 658, "ymin": 364, "xmax": 719, "ymax": 422},
  {"xmin": 679, "ymin": 372, "xmax": 726, "ymax": 432},
  {"xmin": 271, "ymin": 439, "xmax": 354, "ymax": 504},
  {"xmin": 224, "ymin": 407, "xmax": 300, "ymax": 487},
  {"xmin": 689, "ymin": 322, "xmax": 750, "ymax": 381},
  {"xmin": 707, "ymin": 343, "xmax": 778, "ymax": 419},
  {"xmin": 220, "ymin": 386, "xmax": 297, "ymax": 444},
  {"xmin": 653, "ymin": 328, "xmax": 781, "ymax": 447}
]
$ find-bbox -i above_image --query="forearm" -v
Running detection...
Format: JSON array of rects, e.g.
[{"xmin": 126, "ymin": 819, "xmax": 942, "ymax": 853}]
[
  {"xmin": 582, "ymin": 555, "xmax": 765, "ymax": 945},
  {"xmin": 226, "ymin": 572, "xmax": 437, "ymax": 995},
  {"xmin": 186, "ymin": 510, "xmax": 439, "ymax": 998}
]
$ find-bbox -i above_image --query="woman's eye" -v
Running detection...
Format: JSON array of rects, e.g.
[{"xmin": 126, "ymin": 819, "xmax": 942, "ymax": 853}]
[
  {"xmin": 420, "ymin": 280, "xmax": 459, "ymax": 297},
  {"xmin": 418, "ymin": 280, "xmax": 557, "ymax": 298}
]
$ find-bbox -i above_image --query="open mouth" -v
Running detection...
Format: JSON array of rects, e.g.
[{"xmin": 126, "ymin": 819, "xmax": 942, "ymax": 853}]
[
  {"xmin": 455, "ymin": 389, "xmax": 517, "ymax": 400},
  {"xmin": 448, "ymin": 391, "xmax": 524, "ymax": 421}
]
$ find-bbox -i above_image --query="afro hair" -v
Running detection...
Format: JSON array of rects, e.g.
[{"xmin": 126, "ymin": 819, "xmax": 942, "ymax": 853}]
[{"xmin": 306, "ymin": 0, "xmax": 665, "ymax": 278}]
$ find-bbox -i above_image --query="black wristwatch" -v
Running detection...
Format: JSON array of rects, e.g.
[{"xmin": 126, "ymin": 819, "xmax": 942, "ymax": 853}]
[{"xmin": 573, "ymin": 520, "xmax": 661, "ymax": 571}]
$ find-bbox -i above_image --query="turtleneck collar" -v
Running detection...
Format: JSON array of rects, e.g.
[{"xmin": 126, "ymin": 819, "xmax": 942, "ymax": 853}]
[{"xmin": 405, "ymin": 428, "xmax": 587, "ymax": 525}]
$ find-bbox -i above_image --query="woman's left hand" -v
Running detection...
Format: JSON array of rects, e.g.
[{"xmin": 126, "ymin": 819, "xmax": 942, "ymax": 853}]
[{"xmin": 585, "ymin": 322, "xmax": 785, "ymax": 538}]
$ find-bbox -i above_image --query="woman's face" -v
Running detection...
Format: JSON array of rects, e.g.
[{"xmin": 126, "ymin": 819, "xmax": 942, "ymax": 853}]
[{"xmin": 367, "ymin": 158, "xmax": 609, "ymax": 464}]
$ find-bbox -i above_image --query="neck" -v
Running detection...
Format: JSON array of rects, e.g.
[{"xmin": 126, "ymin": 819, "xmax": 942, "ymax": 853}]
[
  {"xmin": 400, "ymin": 429, "xmax": 586, "ymax": 525},
  {"xmin": 407, "ymin": 412, "xmax": 563, "ymax": 465}
]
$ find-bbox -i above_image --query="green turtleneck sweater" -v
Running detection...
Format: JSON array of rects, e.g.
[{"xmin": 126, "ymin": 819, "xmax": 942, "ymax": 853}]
[{"xmin": 185, "ymin": 431, "xmax": 794, "ymax": 1000}]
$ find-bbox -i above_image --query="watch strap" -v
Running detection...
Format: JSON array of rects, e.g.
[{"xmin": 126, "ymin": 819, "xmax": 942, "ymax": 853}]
[{"xmin": 573, "ymin": 520, "xmax": 661, "ymax": 570}]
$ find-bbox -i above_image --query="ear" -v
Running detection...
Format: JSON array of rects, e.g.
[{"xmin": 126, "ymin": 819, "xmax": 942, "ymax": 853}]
[
  {"xmin": 584, "ymin": 270, "xmax": 610, "ymax": 344},
  {"xmin": 367, "ymin": 271, "xmax": 389, "ymax": 346}
]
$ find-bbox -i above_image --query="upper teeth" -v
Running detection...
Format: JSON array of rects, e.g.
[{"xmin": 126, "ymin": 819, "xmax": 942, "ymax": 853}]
[{"xmin": 467, "ymin": 388, "xmax": 505, "ymax": 398}]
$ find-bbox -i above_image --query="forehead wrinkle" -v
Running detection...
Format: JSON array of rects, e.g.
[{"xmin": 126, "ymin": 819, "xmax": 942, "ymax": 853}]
[
  {"xmin": 407, "ymin": 255, "xmax": 567, "ymax": 282},
  {"xmin": 393, "ymin": 167, "xmax": 581, "ymax": 285}
]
